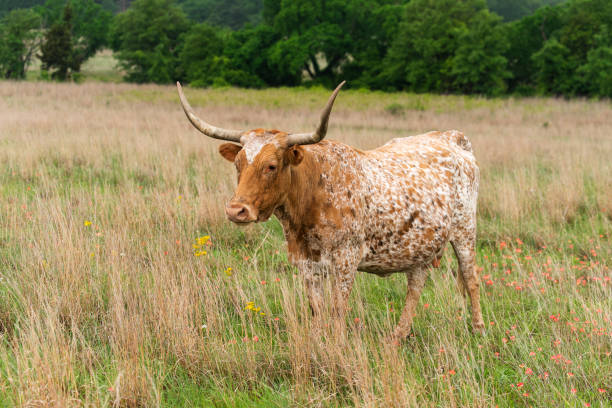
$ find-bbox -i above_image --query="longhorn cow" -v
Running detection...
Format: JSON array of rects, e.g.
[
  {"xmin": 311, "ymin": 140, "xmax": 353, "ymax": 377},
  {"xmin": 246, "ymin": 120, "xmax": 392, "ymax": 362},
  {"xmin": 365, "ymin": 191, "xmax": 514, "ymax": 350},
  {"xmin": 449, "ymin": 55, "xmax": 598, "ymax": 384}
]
[{"xmin": 177, "ymin": 82, "xmax": 484, "ymax": 340}]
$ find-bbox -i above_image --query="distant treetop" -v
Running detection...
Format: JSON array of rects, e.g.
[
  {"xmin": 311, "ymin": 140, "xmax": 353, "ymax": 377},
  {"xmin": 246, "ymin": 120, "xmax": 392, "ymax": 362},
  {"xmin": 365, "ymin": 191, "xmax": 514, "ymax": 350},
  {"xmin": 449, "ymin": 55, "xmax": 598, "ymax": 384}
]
[{"xmin": 487, "ymin": 0, "xmax": 567, "ymax": 21}]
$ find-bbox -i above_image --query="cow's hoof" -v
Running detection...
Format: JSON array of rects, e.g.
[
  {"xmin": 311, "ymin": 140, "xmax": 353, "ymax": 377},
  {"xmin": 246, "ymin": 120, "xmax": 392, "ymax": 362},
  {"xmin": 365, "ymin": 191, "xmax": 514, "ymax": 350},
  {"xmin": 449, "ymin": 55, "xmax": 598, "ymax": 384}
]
[
  {"xmin": 387, "ymin": 331, "xmax": 411, "ymax": 346},
  {"xmin": 472, "ymin": 324, "xmax": 485, "ymax": 335}
]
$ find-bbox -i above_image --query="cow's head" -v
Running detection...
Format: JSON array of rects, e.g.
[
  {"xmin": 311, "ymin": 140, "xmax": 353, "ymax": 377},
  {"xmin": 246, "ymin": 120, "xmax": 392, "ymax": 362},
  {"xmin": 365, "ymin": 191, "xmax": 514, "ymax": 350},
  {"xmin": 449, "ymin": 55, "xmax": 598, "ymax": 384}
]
[{"xmin": 177, "ymin": 81, "xmax": 344, "ymax": 224}]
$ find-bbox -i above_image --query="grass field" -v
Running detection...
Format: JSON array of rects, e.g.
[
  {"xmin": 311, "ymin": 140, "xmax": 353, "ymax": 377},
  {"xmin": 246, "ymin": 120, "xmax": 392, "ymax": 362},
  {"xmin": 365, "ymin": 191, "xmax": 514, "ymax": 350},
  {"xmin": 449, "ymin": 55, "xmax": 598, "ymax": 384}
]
[{"xmin": 0, "ymin": 80, "xmax": 610, "ymax": 407}]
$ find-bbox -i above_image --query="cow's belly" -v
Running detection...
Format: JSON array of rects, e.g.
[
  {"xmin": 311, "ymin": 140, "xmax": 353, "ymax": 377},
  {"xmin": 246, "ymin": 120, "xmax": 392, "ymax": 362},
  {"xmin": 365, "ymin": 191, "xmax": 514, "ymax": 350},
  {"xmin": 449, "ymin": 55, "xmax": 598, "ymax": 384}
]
[
  {"xmin": 357, "ymin": 205, "xmax": 452, "ymax": 274},
  {"xmin": 357, "ymin": 234, "xmax": 449, "ymax": 274}
]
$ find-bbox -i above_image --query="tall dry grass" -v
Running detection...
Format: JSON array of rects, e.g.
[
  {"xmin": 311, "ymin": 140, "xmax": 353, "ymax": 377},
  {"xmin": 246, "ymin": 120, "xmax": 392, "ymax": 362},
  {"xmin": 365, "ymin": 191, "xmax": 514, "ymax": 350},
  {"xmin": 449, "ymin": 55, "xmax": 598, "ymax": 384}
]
[{"xmin": 0, "ymin": 82, "xmax": 610, "ymax": 407}]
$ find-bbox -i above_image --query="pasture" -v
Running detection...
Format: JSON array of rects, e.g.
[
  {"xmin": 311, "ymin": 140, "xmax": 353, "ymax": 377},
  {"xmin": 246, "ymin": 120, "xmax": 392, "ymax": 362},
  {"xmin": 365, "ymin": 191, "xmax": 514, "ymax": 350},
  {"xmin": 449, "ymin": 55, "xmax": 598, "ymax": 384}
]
[{"xmin": 0, "ymin": 81, "xmax": 610, "ymax": 407}]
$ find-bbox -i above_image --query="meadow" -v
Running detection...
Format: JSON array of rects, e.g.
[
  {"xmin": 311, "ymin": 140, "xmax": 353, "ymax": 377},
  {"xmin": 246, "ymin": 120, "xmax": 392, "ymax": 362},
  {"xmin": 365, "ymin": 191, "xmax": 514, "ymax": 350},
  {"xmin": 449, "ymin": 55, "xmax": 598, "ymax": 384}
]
[{"xmin": 0, "ymin": 80, "xmax": 610, "ymax": 407}]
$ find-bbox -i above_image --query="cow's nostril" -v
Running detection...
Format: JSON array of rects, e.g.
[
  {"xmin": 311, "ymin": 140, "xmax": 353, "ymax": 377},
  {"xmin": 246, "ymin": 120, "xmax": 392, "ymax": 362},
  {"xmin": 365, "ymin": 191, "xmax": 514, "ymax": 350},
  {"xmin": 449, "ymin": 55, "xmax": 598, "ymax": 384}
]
[{"xmin": 226, "ymin": 202, "xmax": 256, "ymax": 223}]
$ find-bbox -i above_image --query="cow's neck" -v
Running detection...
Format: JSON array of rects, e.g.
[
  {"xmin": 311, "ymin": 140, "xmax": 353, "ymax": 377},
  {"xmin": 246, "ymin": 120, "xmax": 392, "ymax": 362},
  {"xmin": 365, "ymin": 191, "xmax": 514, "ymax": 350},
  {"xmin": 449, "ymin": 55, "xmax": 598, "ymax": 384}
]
[{"xmin": 274, "ymin": 149, "xmax": 322, "ymax": 232}]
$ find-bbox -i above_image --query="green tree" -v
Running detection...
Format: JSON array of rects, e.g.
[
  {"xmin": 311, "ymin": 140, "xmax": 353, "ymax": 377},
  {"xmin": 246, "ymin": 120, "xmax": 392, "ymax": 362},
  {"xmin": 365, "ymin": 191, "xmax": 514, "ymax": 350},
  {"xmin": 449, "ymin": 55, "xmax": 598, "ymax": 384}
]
[
  {"xmin": 577, "ymin": 30, "xmax": 612, "ymax": 98},
  {"xmin": 450, "ymin": 9, "xmax": 510, "ymax": 95},
  {"xmin": 0, "ymin": 1, "xmax": 46, "ymax": 18},
  {"xmin": 382, "ymin": 0, "xmax": 509, "ymax": 94},
  {"xmin": 37, "ymin": 0, "xmax": 112, "ymax": 60},
  {"xmin": 177, "ymin": 0, "xmax": 262, "ymax": 29},
  {"xmin": 487, "ymin": 0, "xmax": 565, "ymax": 22},
  {"xmin": 262, "ymin": 0, "xmax": 400, "ymax": 87},
  {"xmin": 110, "ymin": 0, "xmax": 190, "ymax": 83},
  {"xmin": 577, "ymin": 45, "xmax": 612, "ymax": 97},
  {"xmin": 178, "ymin": 22, "xmax": 227, "ymax": 86},
  {"xmin": 339, "ymin": 2, "xmax": 406, "ymax": 89},
  {"xmin": 39, "ymin": 2, "xmax": 83, "ymax": 80},
  {"xmin": 221, "ymin": 24, "xmax": 282, "ymax": 87},
  {"xmin": 531, "ymin": 38, "xmax": 573, "ymax": 95},
  {"xmin": 503, "ymin": 5, "xmax": 564, "ymax": 94},
  {"xmin": 0, "ymin": 9, "xmax": 42, "ymax": 79}
]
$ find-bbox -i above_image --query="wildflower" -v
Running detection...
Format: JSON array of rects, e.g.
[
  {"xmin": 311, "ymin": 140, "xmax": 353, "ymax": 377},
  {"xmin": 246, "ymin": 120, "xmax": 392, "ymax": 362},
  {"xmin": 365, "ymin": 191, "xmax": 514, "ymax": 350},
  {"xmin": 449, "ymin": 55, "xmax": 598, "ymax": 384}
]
[
  {"xmin": 196, "ymin": 235, "xmax": 210, "ymax": 246},
  {"xmin": 245, "ymin": 301, "xmax": 255, "ymax": 310},
  {"xmin": 224, "ymin": 267, "xmax": 232, "ymax": 276},
  {"xmin": 598, "ymin": 388, "xmax": 607, "ymax": 393},
  {"xmin": 571, "ymin": 388, "xmax": 577, "ymax": 394},
  {"xmin": 84, "ymin": 220, "xmax": 92, "ymax": 226},
  {"xmin": 275, "ymin": 277, "xmax": 280, "ymax": 282},
  {"xmin": 448, "ymin": 369, "xmax": 456, "ymax": 375},
  {"xmin": 525, "ymin": 367, "xmax": 533, "ymax": 376},
  {"xmin": 522, "ymin": 393, "xmax": 529, "ymax": 397},
  {"xmin": 252, "ymin": 336, "xmax": 259, "ymax": 342},
  {"xmin": 89, "ymin": 252, "xmax": 95, "ymax": 258},
  {"xmin": 274, "ymin": 317, "xmax": 279, "ymax": 321},
  {"xmin": 567, "ymin": 372, "xmax": 574, "ymax": 378},
  {"xmin": 354, "ymin": 317, "xmax": 360, "ymax": 324},
  {"xmin": 261, "ymin": 280, "xmax": 266, "ymax": 285},
  {"xmin": 424, "ymin": 303, "xmax": 430, "ymax": 309},
  {"xmin": 517, "ymin": 382, "xmax": 524, "ymax": 388},
  {"xmin": 201, "ymin": 324, "xmax": 207, "ymax": 329},
  {"xmin": 194, "ymin": 250, "xmax": 207, "ymax": 257}
]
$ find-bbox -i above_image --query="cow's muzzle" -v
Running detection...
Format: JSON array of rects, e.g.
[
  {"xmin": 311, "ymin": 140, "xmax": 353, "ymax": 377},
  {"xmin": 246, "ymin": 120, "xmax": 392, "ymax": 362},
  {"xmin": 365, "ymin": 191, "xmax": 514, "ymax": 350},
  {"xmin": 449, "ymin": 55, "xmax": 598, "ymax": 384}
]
[{"xmin": 225, "ymin": 202, "xmax": 258, "ymax": 224}]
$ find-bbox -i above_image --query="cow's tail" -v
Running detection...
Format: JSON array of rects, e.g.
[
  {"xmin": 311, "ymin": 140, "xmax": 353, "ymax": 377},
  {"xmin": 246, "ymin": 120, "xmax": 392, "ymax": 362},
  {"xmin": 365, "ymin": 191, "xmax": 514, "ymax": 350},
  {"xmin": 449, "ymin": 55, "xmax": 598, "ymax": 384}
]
[{"xmin": 446, "ymin": 130, "xmax": 473, "ymax": 153}]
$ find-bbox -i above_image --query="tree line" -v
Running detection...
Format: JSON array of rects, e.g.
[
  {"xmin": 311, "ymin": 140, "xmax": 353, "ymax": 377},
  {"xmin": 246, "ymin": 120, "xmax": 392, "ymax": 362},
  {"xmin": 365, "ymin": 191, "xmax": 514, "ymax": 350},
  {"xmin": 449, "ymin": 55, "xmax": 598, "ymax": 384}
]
[{"xmin": 1, "ymin": 0, "xmax": 611, "ymax": 98}]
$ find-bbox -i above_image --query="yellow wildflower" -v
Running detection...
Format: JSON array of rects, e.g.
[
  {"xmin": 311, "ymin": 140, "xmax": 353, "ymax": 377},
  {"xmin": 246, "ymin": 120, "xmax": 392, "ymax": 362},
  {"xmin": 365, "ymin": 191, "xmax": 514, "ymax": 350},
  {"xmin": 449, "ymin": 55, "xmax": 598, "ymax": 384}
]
[
  {"xmin": 224, "ymin": 267, "xmax": 232, "ymax": 276},
  {"xmin": 84, "ymin": 220, "xmax": 92, "ymax": 226},
  {"xmin": 196, "ymin": 235, "xmax": 210, "ymax": 246},
  {"xmin": 194, "ymin": 250, "xmax": 207, "ymax": 257}
]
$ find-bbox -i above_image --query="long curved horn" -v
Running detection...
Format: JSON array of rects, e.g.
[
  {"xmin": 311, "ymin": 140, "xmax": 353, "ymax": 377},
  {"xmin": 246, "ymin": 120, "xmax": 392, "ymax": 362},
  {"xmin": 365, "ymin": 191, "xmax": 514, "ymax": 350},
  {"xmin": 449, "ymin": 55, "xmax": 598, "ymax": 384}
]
[
  {"xmin": 286, "ymin": 81, "xmax": 345, "ymax": 146},
  {"xmin": 176, "ymin": 82, "xmax": 244, "ymax": 143}
]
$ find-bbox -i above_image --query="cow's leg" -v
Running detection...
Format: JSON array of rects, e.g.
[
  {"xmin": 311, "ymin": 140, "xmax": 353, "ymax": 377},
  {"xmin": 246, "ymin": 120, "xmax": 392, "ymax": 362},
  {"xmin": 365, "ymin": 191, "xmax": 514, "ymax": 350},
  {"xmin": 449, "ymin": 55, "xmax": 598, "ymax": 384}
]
[
  {"xmin": 451, "ymin": 239, "xmax": 485, "ymax": 334},
  {"xmin": 299, "ymin": 260, "xmax": 327, "ymax": 317},
  {"xmin": 391, "ymin": 267, "xmax": 427, "ymax": 342},
  {"xmin": 331, "ymin": 256, "xmax": 359, "ymax": 318}
]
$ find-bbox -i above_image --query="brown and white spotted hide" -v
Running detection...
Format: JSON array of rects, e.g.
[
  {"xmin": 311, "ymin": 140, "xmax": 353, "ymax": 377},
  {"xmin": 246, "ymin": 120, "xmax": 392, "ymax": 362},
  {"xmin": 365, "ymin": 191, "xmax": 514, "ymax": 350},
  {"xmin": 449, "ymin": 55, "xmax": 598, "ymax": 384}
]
[{"xmin": 218, "ymin": 129, "xmax": 485, "ymax": 341}]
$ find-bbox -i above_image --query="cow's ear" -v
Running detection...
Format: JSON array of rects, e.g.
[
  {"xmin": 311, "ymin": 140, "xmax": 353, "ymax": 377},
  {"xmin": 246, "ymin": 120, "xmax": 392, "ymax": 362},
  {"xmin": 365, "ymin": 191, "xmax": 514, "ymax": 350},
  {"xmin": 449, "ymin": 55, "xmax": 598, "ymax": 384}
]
[
  {"xmin": 285, "ymin": 146, "xmax": 304, "ymax": 166},
  {"xmin": 219, "ymin": 143, "xmax": 242, "ymax": 162}
]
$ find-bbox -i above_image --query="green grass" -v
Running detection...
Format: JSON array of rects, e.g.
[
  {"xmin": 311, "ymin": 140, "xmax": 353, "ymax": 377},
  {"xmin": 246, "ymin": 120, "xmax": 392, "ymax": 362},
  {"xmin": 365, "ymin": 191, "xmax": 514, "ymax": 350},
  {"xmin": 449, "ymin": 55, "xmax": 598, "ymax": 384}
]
[
  {"xmin": 0, "ymin": 81, "xmax": 610, "ymax": 406},
  {"xmin": 0, "ymin": 152, "xmax": 609, "ymax": 406}
]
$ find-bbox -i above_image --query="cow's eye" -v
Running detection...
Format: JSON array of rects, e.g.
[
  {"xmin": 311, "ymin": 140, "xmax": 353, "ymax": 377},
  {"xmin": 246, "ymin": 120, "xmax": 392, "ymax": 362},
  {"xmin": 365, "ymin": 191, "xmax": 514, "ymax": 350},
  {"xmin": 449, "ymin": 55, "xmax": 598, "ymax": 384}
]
[{"xmin": 267, "ymin": 164, "xmax": 277, "ymax": 172}]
